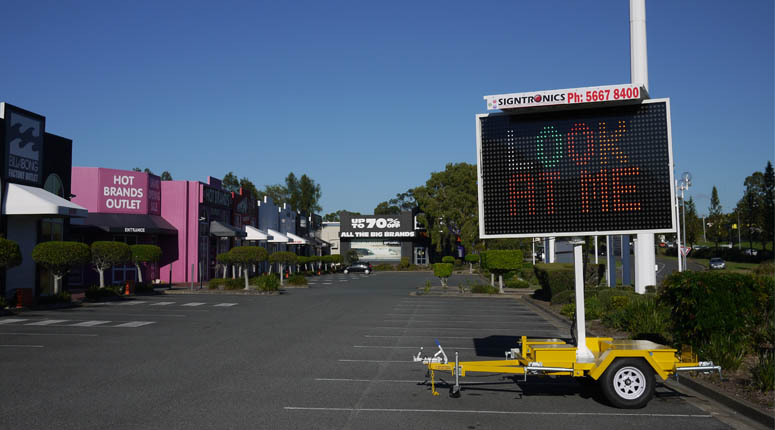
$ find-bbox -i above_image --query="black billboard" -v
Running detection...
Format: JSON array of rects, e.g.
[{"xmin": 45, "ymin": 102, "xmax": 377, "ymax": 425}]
[
  {"xmin": 2, "ymin": 103, "xmax": 45, "ymax": 186},
  {"xmin": 340, "ymin": 212, "xmax": 415, "ymax": 239},
  {"xmin": 478, "ymin": 99, "xmax": 676, "ymax": 238}
]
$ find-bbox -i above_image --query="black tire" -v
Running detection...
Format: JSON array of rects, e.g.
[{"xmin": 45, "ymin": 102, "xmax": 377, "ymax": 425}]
[{"xmin": 599, "ymin": 358, "xmax": 655, "ymax": 409}]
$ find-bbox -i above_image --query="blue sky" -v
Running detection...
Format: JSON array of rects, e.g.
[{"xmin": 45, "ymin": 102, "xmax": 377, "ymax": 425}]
[{"xmin": 2, "ymin": 0, "xmax": 772, "ymax": 216}]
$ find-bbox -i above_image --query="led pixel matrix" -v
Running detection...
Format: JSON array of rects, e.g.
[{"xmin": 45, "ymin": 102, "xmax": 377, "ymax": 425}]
[{"xmin": 479, "ymin": 100, "xmax": 674, "ymax": 237}]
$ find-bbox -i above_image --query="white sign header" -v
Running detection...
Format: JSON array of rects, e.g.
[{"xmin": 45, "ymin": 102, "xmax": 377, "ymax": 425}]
[{"xmin": 484, "ymin": 84, "xmax": 645, "ymax": 111}]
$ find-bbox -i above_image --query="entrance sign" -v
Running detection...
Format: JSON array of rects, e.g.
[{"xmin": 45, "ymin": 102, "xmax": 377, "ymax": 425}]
[
  {"xmin": 484, "ymin": 84, "xmax": 644, "ymax": 111},
  {"xmin": 477, "ymin": 99, "xmax": 676, "ymax": 239}
]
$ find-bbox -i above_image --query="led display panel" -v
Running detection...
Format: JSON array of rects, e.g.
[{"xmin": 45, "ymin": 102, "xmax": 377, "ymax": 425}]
[{"xmin": 477, "ymin": 99, "xmax": 676, "ymax": 238}]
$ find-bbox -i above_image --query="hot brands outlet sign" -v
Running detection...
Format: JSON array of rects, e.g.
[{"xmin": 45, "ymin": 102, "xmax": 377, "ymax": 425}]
[
  {"xmin": 98, "ymin": 169, "xmax": 161, "ymax": 215},
  {"xmin": 484, "ymin": 84, "xmax": 644, "ymax": 111}
]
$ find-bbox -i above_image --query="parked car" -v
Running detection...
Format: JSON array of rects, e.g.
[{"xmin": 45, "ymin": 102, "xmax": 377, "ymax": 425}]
[
  {"xmin": 344, "ymin": 262, "xmax": 372, "ymax": 274},
  {"xmin": 709, "ymin": 258, "xmax": 726, "ymax": 270}
]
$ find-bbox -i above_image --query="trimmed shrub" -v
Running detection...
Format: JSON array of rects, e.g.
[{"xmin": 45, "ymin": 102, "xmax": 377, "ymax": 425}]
[
  {"xmin": 484, "ymin": 250, "xmax": 522, "ymax": 293},
  {"xmin": 270, "ymin": 251, "xmax": 298, "ymax": 285},
  {"xmin": 660, "ymin": 271, "xmax": 774, "ymax": 369},
  {"xmin": 91, "ymin": 241, "xmax": 131, "ymax": 288},
  {"xmin": 505, "ymin": 278, "xmax": 530, "ymax": 289},
  {"xmin": 32, "ymin": 241, "xmax": 91, "ymax": 294},
  {"xmin": 551, "ymin": 289, "xmax": 575, "ymax": 304},
  {"xmin": 441, "ymin": 256, "xmax": 455, "ymax": 264},
  {"xmin": 129, "ymin": 244, "xmax": 162, "ymax": 283},
  {"xmin": 208, "ymin": 278, "xmax": 226, "ymax": 290},
  {"xmin": 470, "ymin": 284, "xmax": 499, "ymax": 294},
  {"xmin": 85, "ymin": 285, "xmax": 121, "ymax": 300},
  {"xmin": 134, "ymin": 282, "xmax": 156, "ymax": 294},
  {"xmin": 224, "ymin": 278, "xmax": 243, "ymax": 290},
  {"xmin": 520, "ymin": 264, "xmax": 538, "ymax": 284},
  {"xmin": 287, "ymin": 274, "xmax": 307, "ymax": 286},
  {"xmin": 0, "ymin": 237, "xmax": 22, "ymax": 269},
  {"xmin": 251, "ymin": 274, "xmax": 281, "ymax": 292},
  {"xmin": 399, "ymin": 257, "xmax": 411, "ymax": 269},
  {"xmin": 37, "ymin": 291, "xmax": 72, "ymax": 305},
  {"xmin": 534, "ymin": 263, "xmax": 574, "ymax": 301},
  {"xmin": 373, "ymin": 264, "xmax": 394, "ymax": 271},
  {"xmin": 433, "ymin": 263, "xmax": 453, "ymax": 287},
  {"xmin": 230, "ymin": 246, "xmax": 269, "ymax": 289}
]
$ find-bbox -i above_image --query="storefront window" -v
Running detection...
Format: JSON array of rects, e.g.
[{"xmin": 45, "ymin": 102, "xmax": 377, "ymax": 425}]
[{"xmin": 112, "ymin": 235, "xmax": 138, "ymax": 284}]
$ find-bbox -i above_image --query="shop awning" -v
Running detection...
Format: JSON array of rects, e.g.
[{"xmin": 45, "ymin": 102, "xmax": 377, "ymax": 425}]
[
  {"xmin": 244, "ymin": 225, "xmax": 273, "ymax": 241},
  {"xmin": 286, "ymin": 232, "xmax": 308, "ymax": 245},
  {"xmin": 312, "ymin": 237, "xmax": 331, "ymax": 248},
  {"xmin": 266, "ymin": 228, "xmax": 288, "ymax": 243},
  {"xmin": 75, "ymin": 212, "xmax": 177, "ymax": 235},
  {"xmin": 3, "ymin": 183, "xmax": 87, "ymax": 218},
  {"xmin": 210, "ymin": 220, "xmax": 247, "ymax": 237}
]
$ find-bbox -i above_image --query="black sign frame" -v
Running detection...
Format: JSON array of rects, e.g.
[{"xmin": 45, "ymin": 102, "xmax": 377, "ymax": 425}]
[
  {"xmin": 2, "ymin": 103, "xmax": 45, "ymax": 186},
  {"xmin": 476, "ymin": 98, "xmax": 677, "ymax": 239}
]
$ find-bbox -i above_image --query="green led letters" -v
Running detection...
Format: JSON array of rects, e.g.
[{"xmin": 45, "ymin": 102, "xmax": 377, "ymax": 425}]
[{"xmin": 536, "ymin": 125, "xmax": 563, "ymax": 168}]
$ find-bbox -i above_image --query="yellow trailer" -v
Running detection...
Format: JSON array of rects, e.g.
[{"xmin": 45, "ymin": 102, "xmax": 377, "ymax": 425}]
[{"xmin": 414, "ymin": 336, "xmax": 720, "ymax": 408}]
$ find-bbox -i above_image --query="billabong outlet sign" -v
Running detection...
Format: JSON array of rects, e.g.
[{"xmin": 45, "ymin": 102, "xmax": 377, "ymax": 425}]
[{"xmin": 1, "ymin": 103, "xmax": 45, "ymax": 186}]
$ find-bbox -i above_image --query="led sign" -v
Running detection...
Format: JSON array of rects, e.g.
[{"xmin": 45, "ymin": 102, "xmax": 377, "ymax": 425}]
[{"xmin": 477, "ymin": 99, "xmax": 676, "ymax": 238}]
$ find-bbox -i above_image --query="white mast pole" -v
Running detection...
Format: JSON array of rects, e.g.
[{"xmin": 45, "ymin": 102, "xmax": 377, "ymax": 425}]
[{"xmin": 631, "ymin": 0, "xmax": 656, "ymax": 293}]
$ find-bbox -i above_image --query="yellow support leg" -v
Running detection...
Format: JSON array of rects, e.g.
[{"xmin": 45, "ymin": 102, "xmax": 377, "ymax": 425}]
[{"xmin": 430, "ymin": 367, "xmax": 439, "ymax": 396}]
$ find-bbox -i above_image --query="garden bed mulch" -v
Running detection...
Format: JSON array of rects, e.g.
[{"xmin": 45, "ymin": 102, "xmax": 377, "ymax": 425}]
[{"xmin": 524, "ymin": 295, "xmax": 775, "ymax": 416}]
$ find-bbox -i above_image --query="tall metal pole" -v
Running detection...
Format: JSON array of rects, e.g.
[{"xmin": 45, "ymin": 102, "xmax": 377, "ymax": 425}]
[
  {"xmin": 682, "ymin": 189, "xmax": 688, "ymax": 259},
  {"xmin": 631, "ymin": 0, "xmax": 655, "ymax": 293},
  {"xmin": 675, "ymin": 180, "xmax": 683, "ymax": 272}
]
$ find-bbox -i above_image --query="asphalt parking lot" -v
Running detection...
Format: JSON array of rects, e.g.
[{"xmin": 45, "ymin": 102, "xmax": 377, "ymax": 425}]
[{"xmin": 0, "ymin": 272, "xmax": 745, "ymax": 429}]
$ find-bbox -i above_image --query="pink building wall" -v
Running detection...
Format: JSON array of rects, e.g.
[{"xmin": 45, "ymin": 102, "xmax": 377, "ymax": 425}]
[
  {"xmin": 71, "ymin": 167, "xmax": 100, "ymax": 212},
  {"xmin": 160, "ymin": 180, "xmax": 202, "ymax": 284}
]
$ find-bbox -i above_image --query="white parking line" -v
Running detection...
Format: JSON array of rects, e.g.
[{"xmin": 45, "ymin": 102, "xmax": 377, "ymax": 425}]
[
  {"xmin": 26, "ymin": 320, "xmax": 69, "ymax": 326},
  {"xmin": 0, "ymin": 332, "xmax": 98, "ymax": 337},
  {"xmin": 181, "ymin": 302, "xmax": 206, "ymax": 307},
  {"xmin": 353, "ymin": 345, "xmax": 475, "ymax": 350},
  {"xmin": 70, "ymin": 321, "xmax": 112, "ymax": 327},
  {"xmin": 315, "ymin": 378, "xmax": 421, "ymax": 383},
  {"xmin": 0, "ymin": 319, "xmax": 28, "ymax": 325},
  {"xmin": 365, "ymin": 335, "xmax": 473, "ymax": 339},
  {"xmin": 373, "ymin": 326, "xmax": 545, "ymax": 331},
  {"xmin": 113, "ymin": 321, "xmax": 155, "ymax": 328},
  {"xmin": 118, "ymin": 301, "xmax": 147, "ymax": 306},
  {"xmin": 151, "ymin": 302, "xmax": 176, "ymax": 306},
  {"xmin": 337, "ymin": 359, "xmax": 413, "ymax": 363},
  {"xmin": 385, "ymin": 313, "xmax": 531, "ymax": 318},
  {"xmin": 283, "ymin": 407, "xmax": 714, "ymax": 418},
  {"xmin": 0, "ymin": 344, "xmax": 44, "ymax": 348},
  {"xmin": 213, "ymin": 303, "xmax": 238, "ymax": 307}
]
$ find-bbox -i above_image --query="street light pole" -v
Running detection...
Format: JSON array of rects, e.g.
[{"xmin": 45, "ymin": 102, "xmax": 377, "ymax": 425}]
[{"xmin": 679, "ymin": 172, "xmax": 691, "ymax": 270}]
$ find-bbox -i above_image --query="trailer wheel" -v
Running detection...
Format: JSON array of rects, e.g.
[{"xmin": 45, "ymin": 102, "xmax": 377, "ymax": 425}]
[{"xmin": 600, "ymin": 358, "xmax": 654, "ymax": 409}]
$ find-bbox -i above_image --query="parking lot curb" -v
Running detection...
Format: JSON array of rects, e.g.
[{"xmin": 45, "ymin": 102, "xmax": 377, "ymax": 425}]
[
  {"xmin": 523, "ymin": 295, "xmax": 774, "ymax": 427},
  {"xmin": 670, "ymin": 375, "xmax": 774, "ymax": 428}
]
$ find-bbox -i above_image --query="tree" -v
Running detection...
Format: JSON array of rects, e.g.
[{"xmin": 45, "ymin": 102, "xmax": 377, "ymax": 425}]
[
  {"xmin": 414, "ymin": 163, "xmax": 479, "ymax": 254},
  {"xmin": 683, "ymin": 197, "xmax": 702, "ymax": 245},
  {"xmin": 269, "ymin": 251, "xmax": 297, "ymax": 286},
  {"xmin": 257, "ymin": 184, "xmax": 290, "ymax": 206},
  {"xmin": 229, "ymin": 246, "xmax": 268, "ymax": 290},
  {"xmin": 707, "ymin": 186, "xmax": 724, "ymax": 247},
  {"xmin": 464, "ymin": 253, "xmax": 479, "ymax": 273},
  {"xmin": 91, "ymin": 241, "xmax": 131, "ymax": 288},
  {"xmin": 285, "ymin": 173, "xmax": 300, "ymax": 210},
  {"xmin": 433, "ymin": 263, "xmax": 453, "ymax": 288},
  {"xmin": 0, "ymin": 237, "xmax": 22, "ymax": 269},
  {"xmin": 737, "ymin": 172, "xmax": 764, "ymax": 252},
  {"xmin": 323, "ymin": 212, "xmax": 341, "ymax": 222},
  {"xmin": 483, "ymin": 250, "xmax": 522, "ymax": 293},
  {"xmin": 130, "ymin": 244, "xmax": 162, "ymax": 284},
  {"xmin": 298, "ymin": 174, "xmax": 322, "ymax": 213},
  {"xmin": 132, "ymin": 167, "xmax": 141, "ymax": 172},
  {"xmin": 32, "ymin": 242, "xmax": 90, "ymax": 294},
  {"xmin": 374, "ymin": 201, "xmax": 400, "ymax": 215},
  {"xmin": 216, "ymin": 251, "xmax": 235, "ymax": 278},
  {"xmin": 239, "ymin": 177, "xmax": 260, "ymax": 199},
  {"xmin": 763, "ymin": 161, "xmax": 775, "ymax": 251},
  {"xmin": 222, "ymin": 172, "xmax": 240, "ymax": 193},
  {"xmin": 160, "ymin": 171, "xmax": 173, "ymax": 181}
]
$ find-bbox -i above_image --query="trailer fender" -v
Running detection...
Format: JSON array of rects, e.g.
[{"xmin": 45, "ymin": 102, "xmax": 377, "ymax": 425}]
[{"xmin": 588, "ymin": 351, "xmax": 669, "ymax": 381}]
